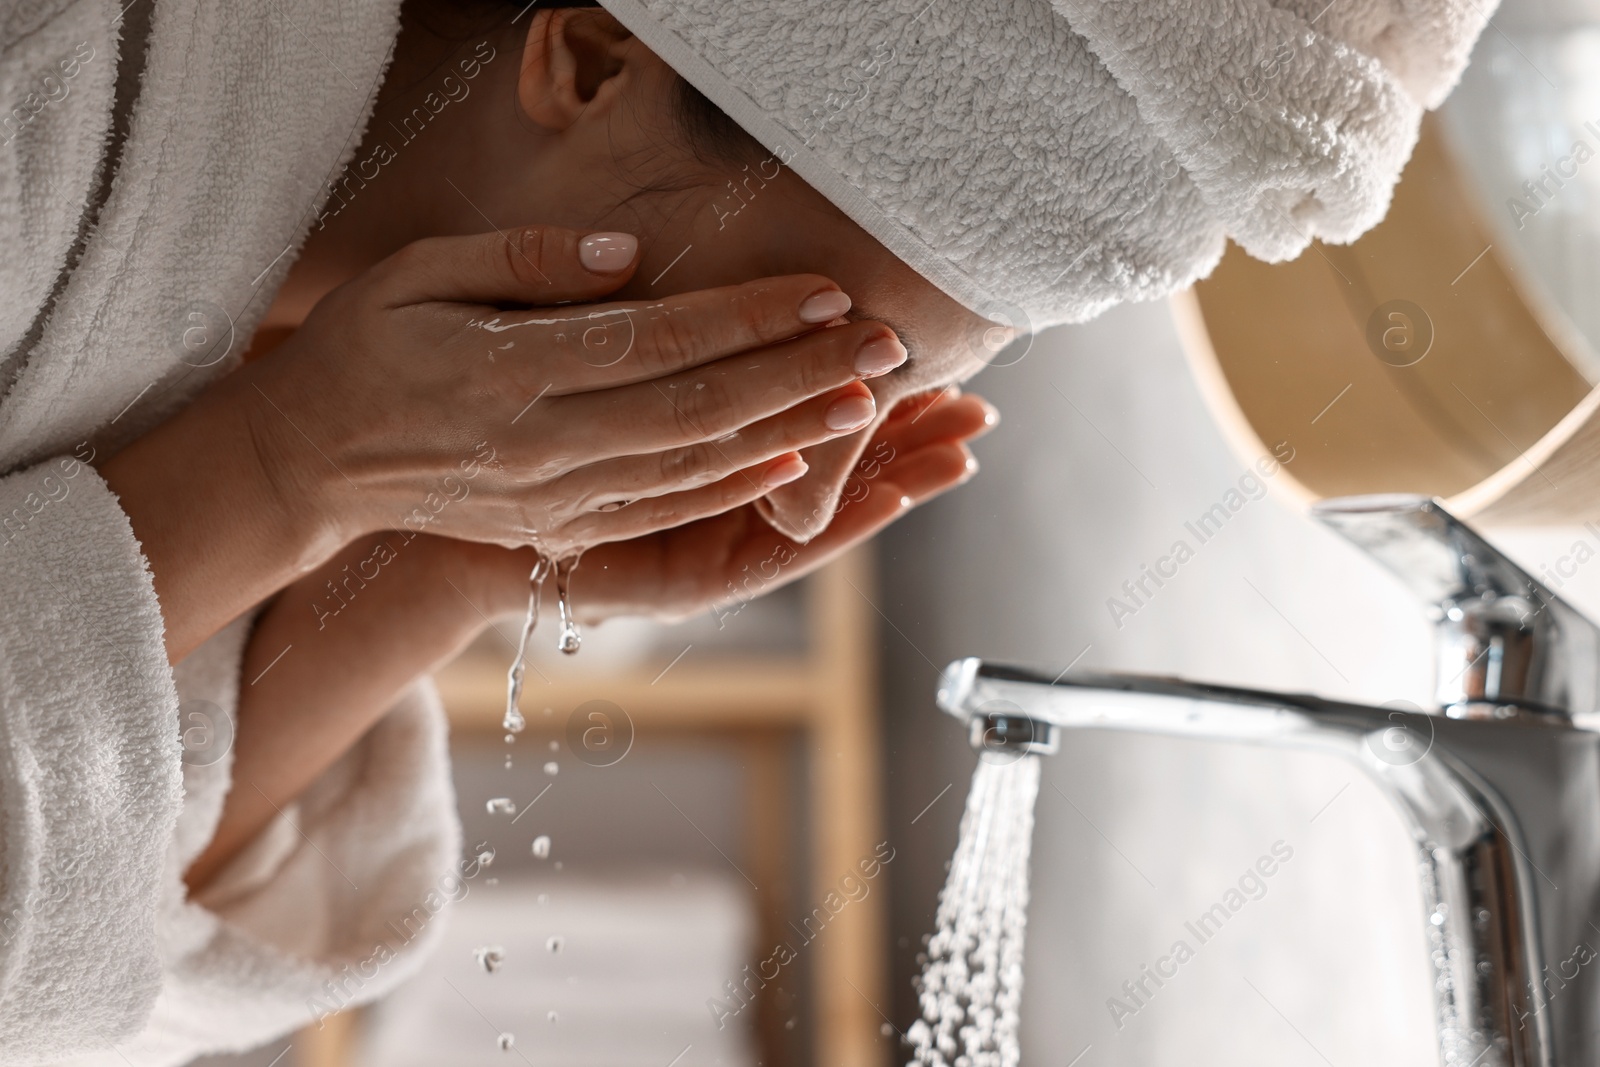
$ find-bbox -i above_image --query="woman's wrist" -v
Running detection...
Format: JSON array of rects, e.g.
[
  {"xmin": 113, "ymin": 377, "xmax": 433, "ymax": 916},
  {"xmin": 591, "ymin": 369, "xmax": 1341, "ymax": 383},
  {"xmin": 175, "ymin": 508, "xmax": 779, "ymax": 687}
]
[
  {"xmin": 231, "ymin": 358, "xmax": 370, "ymax": 549},
  {"xmin": 100, "ymin": 372, "xmax": 350, "ymax": 662}
]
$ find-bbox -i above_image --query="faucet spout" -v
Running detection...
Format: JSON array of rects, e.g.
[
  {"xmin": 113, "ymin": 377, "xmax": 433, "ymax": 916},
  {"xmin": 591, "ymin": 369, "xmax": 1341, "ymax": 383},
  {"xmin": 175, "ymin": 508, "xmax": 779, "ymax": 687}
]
[{"xmin": 938, "ymin": 659, "xmax": 1598, "ymax": 1067}]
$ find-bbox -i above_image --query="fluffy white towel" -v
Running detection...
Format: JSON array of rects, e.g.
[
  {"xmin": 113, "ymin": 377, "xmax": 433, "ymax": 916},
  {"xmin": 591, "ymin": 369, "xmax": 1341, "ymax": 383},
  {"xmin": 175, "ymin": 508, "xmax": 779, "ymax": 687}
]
[
  {"xmin": 0, "ymin": 0, "xmax": 461, "ymax": 1063},
  {"xmin": 599, "ymin": 0, "xmax": 1497, "ymax": 328}
]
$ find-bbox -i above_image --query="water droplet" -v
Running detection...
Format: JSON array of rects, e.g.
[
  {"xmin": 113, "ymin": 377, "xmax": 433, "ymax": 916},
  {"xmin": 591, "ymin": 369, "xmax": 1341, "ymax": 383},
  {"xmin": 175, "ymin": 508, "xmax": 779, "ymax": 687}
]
[
  {"xmin": 548, "ymin": 739, "xmax": 559, "ymax": 752},
  {"xmin": 554, "ymin": 552, "xmax": 583, "ymax": 654},
  {"xmin": 785, "ymin": 1017, "xmax": 796, "ymax": 1030},
  {"xmin": 504, "ymin": 733, "xmax": 516, "ymax": 744},
  {"xmin": 546, "ymin": 1011, "xmax": 559, "ymax": 1024},
  {"xmin": 497, "ymin": 1033, "xmax": 515, "ymax": 1051},
  {"xmin": 504, "ymin": 756, "xmax": 514, "ymax": 769},
  {"xmin": 475, "ymin": 945, "xmax": 505, "ymax": 973},
  {"xmin": 880, "ymin": 1023, "xmax": 894, "ymax": 1036},
  {"xmin": 532, "ymin": 835, "xmax": 552, "ymax": 859},
  {"xmin": 546, "ymin": 936, "xmax": 564, "ymax": 954},
  {"xmin": 486, "ymin": 797, "xmax": 516, "ymax": 816},
  {"xmin": 503, "ymin": 558, "xmax": 551, "ymax": 745},
  {"xmin": 544, "ymin": 761, "xmax": 559, "ymax": 776}
]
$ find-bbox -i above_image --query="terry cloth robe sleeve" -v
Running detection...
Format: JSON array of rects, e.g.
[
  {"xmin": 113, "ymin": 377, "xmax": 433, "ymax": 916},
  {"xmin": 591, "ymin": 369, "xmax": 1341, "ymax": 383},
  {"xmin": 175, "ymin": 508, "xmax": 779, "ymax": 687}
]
[
  {"xmin": 0, "ymin": 539, "xmax": 461, "ymax": 1067},
  {"xmin": 0, "ymin": 0, "xmax": 463, "ymax": 1062},
  {"xmin": 47, "ymin": 617, "xmax": 462, "ymax": 1067},
  {"xmin": 0, "ymin": 460, "xmax": 182, "ymax": 1065}
]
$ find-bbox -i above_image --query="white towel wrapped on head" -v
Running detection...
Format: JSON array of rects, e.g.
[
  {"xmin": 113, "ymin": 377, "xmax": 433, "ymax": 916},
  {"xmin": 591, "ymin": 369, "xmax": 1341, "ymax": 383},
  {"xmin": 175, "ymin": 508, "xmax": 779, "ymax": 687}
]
[{"xmin": 600, "ymin": 0, "xmax": 1497, "ymax": 329}]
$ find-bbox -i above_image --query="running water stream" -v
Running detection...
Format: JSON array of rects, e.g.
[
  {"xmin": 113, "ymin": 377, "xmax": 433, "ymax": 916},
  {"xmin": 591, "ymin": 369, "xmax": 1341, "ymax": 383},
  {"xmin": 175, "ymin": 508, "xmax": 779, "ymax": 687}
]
[
  {"xmin": 503, "ymin": 555, "xmax": 552, "ymax": 735},
  {"xmin": 503, "ymin": 552, "xmax": 585, "ymax": 735},
  {"xmin": 552, "ymin": 553, "xmax": 582, "ymax": 654},
  {"xmin": 486, "ymin": 550, "xmax": 586, "ymax": 1050},
  {"xmin": 907, "ymin": 754, "xmax": 1042, "ymax": 1067}
]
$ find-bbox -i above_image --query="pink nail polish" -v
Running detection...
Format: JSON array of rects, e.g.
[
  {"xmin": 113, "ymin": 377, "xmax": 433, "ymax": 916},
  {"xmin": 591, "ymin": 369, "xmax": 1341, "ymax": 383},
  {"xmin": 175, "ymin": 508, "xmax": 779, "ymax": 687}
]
[
  {"xmin": 764, "ymin": 456, "xmax": 809, "ymax": 487},
  {"xmin": 580, "ymin": 232, "xmax": 638, "ymax": 273},
  {"xmin": 799, "ymin": 290, "xmax": 852, "ymax": 324},
  {"xmin": 855, "ymin": 335, "xmax": 907, "ymax": 377},
  {"xmin": 825, "ymin": 394, "xmax": 877, "ymax": 431}
]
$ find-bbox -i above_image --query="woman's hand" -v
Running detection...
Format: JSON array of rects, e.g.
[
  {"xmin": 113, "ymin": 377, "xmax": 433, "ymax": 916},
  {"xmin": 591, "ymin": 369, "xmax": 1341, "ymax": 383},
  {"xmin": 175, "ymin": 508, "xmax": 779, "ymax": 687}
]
[
  {"xmin": 453, "ymin": 388, "xmax": 997, "ymax": 625},
  {"xmin": 249, "ymin": 226, "xmax": 901, "ymax": 552},
  {"xmin": 103, "ymin": 224, "xmax": 904, "ymax": 661},
  {"xmin": 182, "ymin": 388, "xmax": 990, "ymax": 890}
]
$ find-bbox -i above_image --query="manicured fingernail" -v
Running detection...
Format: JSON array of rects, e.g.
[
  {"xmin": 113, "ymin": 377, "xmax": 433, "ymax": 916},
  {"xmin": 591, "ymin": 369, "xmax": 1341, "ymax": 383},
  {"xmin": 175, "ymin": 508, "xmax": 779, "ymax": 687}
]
[
  {"xmin": 798, "ymin": 289, "xmax": 852, "ymax": 323},
  {"xmin": 764, "ymin": 456, "xmax": 808, "ymax": 487},
  {"xmin": 855, "ymin": 335, "xmax": 907, "ymax": 377},
  {"xmin": 825, "ymin": 394, "xmax": 877, "ymax": 431},
  {"xmin": 579, "ymin": 232, "xmax": 637, "ymax": 272}
]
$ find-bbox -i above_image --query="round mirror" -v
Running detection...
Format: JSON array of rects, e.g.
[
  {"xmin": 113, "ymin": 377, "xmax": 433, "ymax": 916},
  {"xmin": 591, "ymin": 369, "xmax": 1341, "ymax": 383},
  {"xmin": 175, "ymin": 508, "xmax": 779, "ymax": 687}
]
[{"xmin": 1176, "ymin": 0, "xmax": 1600, "ymax": 524}]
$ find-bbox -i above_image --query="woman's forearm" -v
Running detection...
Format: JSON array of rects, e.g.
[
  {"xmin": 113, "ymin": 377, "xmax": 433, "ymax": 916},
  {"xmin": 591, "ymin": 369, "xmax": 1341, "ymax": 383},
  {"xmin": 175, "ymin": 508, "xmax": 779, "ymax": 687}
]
[{"xmin": 183, "ymin": 532, "xmax": 488, "ymax": 893}]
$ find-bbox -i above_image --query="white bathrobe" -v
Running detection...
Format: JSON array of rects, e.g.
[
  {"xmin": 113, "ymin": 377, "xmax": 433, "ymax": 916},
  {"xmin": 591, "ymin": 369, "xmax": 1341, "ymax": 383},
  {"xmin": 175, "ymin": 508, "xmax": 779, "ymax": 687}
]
[{"xmin": 0, "ymin": 0, "xmax": 460, "ymax": 1063}]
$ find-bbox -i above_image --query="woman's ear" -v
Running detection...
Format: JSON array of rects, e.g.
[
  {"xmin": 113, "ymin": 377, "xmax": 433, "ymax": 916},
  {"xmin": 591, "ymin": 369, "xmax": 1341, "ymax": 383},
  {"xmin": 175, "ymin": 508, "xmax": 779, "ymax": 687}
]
[{"xmin": 518, "ymin": 9, "xmax": 635, "ymax": 132}]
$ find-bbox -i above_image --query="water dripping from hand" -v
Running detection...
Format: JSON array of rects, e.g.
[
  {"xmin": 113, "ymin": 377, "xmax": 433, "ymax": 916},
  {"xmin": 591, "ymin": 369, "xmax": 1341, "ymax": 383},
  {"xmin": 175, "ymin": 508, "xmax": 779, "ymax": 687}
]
[
  {"xmin": 554, "ymin": 551, "xmax": 583, "ymax": 654},
  {"xmin": 505, "ymin": 555, "xmax": 553, "ymax": 737}
]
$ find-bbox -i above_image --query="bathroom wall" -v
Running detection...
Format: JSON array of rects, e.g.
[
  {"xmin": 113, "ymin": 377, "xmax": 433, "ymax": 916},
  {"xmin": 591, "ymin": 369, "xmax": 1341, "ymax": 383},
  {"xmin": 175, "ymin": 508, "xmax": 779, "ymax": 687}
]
[{"xmin": 876, "ymin": 298, "xmax": 1600, "ymax": 1065}]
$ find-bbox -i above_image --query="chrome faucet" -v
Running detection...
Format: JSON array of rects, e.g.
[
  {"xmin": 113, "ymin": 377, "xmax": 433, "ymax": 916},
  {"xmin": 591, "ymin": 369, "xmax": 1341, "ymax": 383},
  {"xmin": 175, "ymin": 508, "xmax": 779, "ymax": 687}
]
[{"xmin": 938, "ymin": 494, "xmax": 1600, "ymax": 1067}]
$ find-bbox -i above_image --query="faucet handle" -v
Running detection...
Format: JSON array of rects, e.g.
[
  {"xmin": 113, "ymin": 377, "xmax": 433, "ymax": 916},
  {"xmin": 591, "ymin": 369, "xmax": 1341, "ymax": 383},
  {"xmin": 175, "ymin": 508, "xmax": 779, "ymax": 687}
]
[{"xmin": 1312, "ymin": 493, "xmax": 1600, "ymax": 720}]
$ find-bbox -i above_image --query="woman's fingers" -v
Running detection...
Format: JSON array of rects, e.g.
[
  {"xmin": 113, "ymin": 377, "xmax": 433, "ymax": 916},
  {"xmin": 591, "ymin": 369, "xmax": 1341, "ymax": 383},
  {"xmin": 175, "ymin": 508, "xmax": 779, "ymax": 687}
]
[
  {"xmin": 878, "ymin": 392, "xmax": 998, "ymax": 454},
  {"xmin": 822, "ymin": 439, "xmax": 977, "ymax": 542},
  {"xmin": 764, "ymin": 440, "xmax": 975, "ymax": 570},
  {"xmin": 560, "ymin": 455, "xmax": 812, "ymax": 547},
  {"xmin": 879, "ymin": 440, "xmax": 980, "ymax": 507},
  {"xmin": 548, "ymin": 383, "xmax": 878, "ymax": 511},
  {"xmin": 467, "ymin": 274, "xmax": 860, "ymax": 394},
  {"xmin": 726, "ymin": 440, "xmax": 978, "ymax": 589},
  {"xmin": 882, "ymin": 386, "xmax": 958, "ymax": 427},
  {"xmin": 373, "ymin": 225, "xmax": 642, "ymax": 307},
  {"xmin": 548, "ymin": 436, "xmax": 982, "ymax": 624},
  {"xmin": 544, "ymin": 321, "xmax": 901, "ymax": 460}
]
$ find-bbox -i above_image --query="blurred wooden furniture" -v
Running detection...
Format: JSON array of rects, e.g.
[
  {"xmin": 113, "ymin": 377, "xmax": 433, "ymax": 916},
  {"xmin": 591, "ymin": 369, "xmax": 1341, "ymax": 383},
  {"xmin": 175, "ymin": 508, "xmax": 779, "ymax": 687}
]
[
  {"xmin": 1175, "ymin": 114, "xmax": 1600, "ymax": 524},
  {"xmin": 295, "ymin": 1014, "xmax": 355, "ymax": 1067},
  {"xmin": 431, "ymin": 547, "xmax": 888, "ymax": 1067}
]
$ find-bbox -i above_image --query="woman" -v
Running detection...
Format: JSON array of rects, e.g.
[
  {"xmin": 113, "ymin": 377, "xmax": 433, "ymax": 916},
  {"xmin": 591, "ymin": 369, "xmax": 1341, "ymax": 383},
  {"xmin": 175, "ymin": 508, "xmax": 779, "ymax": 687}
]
[
  {"xmin": 132, "ymin": 0, "xmax": 1009, "ymax": 888},
  {"xmin": 0, "ymin": 0, "xmax": 1490, "ymax": 1059}
]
